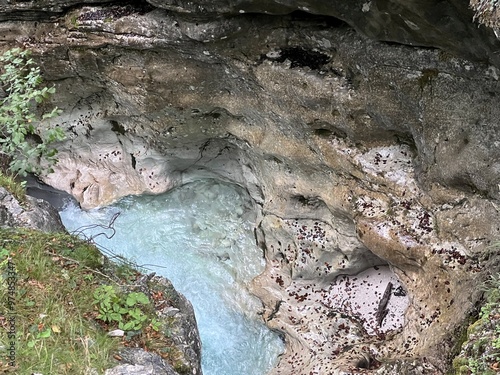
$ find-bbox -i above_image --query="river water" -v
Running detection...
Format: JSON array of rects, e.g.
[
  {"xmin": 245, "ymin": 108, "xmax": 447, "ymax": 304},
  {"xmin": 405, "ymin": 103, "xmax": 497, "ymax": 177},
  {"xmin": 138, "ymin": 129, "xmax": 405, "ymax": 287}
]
[{"xmin": 59, "ymin": 179, "xmax": 284, "ymax": 375}]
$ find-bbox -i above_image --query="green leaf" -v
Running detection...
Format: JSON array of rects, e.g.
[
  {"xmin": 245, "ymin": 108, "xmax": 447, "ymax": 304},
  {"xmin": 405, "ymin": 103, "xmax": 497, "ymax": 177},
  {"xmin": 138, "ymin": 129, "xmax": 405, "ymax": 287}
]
[
  {"xmin": 38, "ymin": 328, "xmax": 51, "ymax": 338},
  {"xmin": 0, "ymin": 247, "xmax": 9, "ymax": 260},
  {"xmin": 121, "ymin": 321, "xmax": 135, "ymax": 331},
  {"xmin": 151, "ymin": 319, "xmax": 162, "ymax": 331},
  {"xmin": 0, "ymin": 47, "xmax": 64, "ymax": 176},
  {"xmin": 126, "ymin": 292, "xmax": 150, "ymax": 306},
  {"xmin": 109, "ymin": 312, "xmax": 123, "ymax": 322}
]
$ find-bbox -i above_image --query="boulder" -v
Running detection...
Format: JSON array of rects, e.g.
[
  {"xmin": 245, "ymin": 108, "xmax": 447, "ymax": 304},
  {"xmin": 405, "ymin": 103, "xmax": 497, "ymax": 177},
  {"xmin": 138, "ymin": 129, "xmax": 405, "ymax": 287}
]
[{"xmin": 0, "ymin": 186, "xmax": 65, "ymax": 232}]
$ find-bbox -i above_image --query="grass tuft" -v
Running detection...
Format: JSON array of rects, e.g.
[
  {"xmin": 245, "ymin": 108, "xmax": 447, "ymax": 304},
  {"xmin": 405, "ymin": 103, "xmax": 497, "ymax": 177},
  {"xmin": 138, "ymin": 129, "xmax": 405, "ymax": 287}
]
[
  {"xmin": 0, "ymin": 228, "xmax": 183, "ymax": 374},
  {"xmin": 452, "ymin": 273, "xmax": 500, "ymax": 374},
  {"xmin": 0, "ymin": 172, "xmax": 26, "ymax": 203}
]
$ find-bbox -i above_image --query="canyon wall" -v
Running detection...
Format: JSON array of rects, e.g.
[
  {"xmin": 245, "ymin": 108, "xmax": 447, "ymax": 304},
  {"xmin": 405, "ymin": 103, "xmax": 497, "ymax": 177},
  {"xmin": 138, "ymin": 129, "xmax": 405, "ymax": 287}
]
[{"xmin": 1, "ymin": 1, "xmax": 500, "ymax": 373}]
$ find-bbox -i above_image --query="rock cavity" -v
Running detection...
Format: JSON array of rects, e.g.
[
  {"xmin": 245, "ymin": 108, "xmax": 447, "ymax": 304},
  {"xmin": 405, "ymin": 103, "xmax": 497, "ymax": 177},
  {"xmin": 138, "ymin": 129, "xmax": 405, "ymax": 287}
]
[{"xmin": 1, "ymin": 2, "xmax": 500, "ymax": 374}]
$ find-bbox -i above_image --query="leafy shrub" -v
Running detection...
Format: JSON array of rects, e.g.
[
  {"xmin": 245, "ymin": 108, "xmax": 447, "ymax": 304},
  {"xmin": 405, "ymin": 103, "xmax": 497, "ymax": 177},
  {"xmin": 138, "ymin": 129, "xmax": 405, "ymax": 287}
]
[
  {"xmin": 453, "ymin": 273, "xmax": 500, "ymax": 374},
  {"xmin": 93, "ymin": 285, "xmax": 161, "ymax": 332},
  {"xmin": 0, "ymin": 48, "xmax": 65, "ymax": 176}
]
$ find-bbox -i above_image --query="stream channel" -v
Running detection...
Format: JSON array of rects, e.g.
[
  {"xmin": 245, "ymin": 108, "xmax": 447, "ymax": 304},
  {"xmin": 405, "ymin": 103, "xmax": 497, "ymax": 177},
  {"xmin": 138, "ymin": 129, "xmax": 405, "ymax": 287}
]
[{"xmin": 58, "ymin": 178, "xmax": 285, "ymax": 375}]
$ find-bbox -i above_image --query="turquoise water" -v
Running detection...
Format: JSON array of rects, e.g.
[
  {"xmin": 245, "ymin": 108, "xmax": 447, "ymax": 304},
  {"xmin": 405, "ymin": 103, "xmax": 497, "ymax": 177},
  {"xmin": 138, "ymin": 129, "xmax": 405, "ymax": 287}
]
[{"xmin": 59, "ymin": 179, "xmax": 284, "ymax": 375}]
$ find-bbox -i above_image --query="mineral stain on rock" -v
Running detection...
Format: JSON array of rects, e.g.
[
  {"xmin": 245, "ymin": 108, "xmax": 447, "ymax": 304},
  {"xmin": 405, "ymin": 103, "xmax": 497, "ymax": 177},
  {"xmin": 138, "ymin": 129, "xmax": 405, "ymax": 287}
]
[{"xmin": 3, "ymin": 1, "xmax": 500, "ymax": 374}]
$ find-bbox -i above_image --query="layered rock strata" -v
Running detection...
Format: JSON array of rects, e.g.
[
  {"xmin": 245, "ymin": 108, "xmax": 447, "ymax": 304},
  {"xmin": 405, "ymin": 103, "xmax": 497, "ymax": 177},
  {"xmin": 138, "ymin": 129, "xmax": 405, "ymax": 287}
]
[{"xmin": 0, "ymin": 2, "xmax": 499, "ymax": 374}]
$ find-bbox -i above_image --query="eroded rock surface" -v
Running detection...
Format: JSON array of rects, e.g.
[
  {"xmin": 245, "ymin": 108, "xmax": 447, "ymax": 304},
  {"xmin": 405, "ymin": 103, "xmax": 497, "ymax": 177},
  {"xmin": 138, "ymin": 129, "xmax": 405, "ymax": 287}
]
[
  {"xmin": 1, "ymin": 0, "xmax": 499, "ymax": 65},
  {"xmin": 0, "ymin": 2, "xmax": 499, "ymax": 374},
  {"xmin": 0, "ymin": 187, "xmax": 65, "ymax": 232},
  {"xmin": 104, "ymin": 348, "xmax": 179, "ymax": 375}
]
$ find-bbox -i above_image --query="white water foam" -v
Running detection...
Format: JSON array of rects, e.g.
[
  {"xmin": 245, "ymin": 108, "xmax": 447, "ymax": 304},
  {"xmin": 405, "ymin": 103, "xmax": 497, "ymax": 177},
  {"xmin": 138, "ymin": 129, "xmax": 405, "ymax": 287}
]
[{"xmin": 59, "ymin": 179, "xmax": 284, "ymax": 375}]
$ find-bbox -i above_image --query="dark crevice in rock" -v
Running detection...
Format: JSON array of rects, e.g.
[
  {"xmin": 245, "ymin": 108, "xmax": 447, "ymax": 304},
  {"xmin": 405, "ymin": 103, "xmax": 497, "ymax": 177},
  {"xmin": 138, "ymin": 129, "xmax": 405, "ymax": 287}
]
[
  {"xmin": 287, "ymin": 10, "xmax": 349, "ymax": 28},
  {"xmin": 291, "ymin": 194, "xmax": 325, "ymax": 209},
  {"xmin": 0, "ymin": 9, "xmax": 60, "ymax": 22},
  {"xmin": 24, "ymin": 174, "xmax": 80, "ymax": 211},
  {"xmin": 259, "ymin": 46, "xmax": 331, "ymax": 70},
  {"xmin": 446, "ymin": 175, "xmax": 490, "ymax": 196},
  {"xmin": 110, "ymin": 119, "xmax": 126, "ymax": 135},
  {"xmin": 130, "ymin": 153, "xmax": 137, "ymax": 169},
  {"xmin": 380, "ymin": 40, "xmax": 441, "ymax": 50},
  {"xmin": 355, "ymin": 353, "xmax": 381, "ymax": 370},
  {"xmin": 313, "ymin": 128, "xmax": 334, "ymax": 138}
]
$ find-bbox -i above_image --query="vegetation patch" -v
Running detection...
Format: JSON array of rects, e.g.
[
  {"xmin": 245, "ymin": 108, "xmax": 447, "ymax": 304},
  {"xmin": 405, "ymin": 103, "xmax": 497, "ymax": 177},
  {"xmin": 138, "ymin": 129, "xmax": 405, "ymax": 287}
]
[
  {"xmin": 0, "ymin": 48, "xmax": 64, "ymax": 177},
  {"xmin": 0, "ymin": 171, "xmax": 26, "ymax": 203},
  {"xmin": 0, "ymin": 228, "xmax": 186, "ymax": 374},
  {"xmin": 453, "ymin": 274, "xmax": 500, "ymax": 374}
]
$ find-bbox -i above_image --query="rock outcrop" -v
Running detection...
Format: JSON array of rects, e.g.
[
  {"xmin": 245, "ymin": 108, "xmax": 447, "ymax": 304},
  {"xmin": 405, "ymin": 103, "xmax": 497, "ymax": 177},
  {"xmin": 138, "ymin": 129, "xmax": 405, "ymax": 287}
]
[
  {"xmin": 0, "ymin": 186, "xmax": 65, "ymax": 232},
  {"xmin": 1, "ymin": 1, "xmax": 499, "ymax": 374},
  {"xmin": 105, "ymin": 275, "xmax": 202, "ymax": 375},
  {"xmin": 104, "ymin": 348, "xmax": 179, "ymax": 375},
  {"xmin": 0, "ymin": 0, "xmax": 499, "ymax": 65}
]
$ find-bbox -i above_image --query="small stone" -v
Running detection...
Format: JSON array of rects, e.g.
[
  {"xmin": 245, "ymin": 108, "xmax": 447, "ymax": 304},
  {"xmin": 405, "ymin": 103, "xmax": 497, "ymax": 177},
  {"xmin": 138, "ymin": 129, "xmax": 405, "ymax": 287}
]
[{"xmin": 108, "ymin": 329, "xmax": 125, "ymax": 337}]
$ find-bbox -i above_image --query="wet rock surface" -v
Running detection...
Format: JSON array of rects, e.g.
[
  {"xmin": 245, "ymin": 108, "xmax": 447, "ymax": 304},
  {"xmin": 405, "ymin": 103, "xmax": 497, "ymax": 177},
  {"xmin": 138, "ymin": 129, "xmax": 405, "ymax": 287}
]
[
  {"xmin": 0, "ymin": 2, "xmax": 499, "ymax": 374},
  {"xmin": 24, "ymin": 173, "xmax": 79, "ymax": 210},
  {"xmin": 1, "ymin": 0, "xmax": 499, "ymax": 65}
]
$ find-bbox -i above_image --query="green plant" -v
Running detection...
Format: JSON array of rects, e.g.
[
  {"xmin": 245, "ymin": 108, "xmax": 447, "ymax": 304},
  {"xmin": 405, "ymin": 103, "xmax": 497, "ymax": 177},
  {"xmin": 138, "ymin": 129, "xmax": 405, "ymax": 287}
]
[
  {"xmin": 70, "ymin": 15, "xmax": 79, "ymax": 27},
  {"xmin": 0, "ymin": 228, "xmax": 180, "ymax": 374},
  {"xmin": 0, "ymin": 48, "xmax": 65, "ymax": 176},
  {"xmin": 0, "ymin": 171, "xmax": 26, "ymax": 202},
  {"xmin": 492, "ymin": 336, "xmax": 500, "ymax": 349},
  {"xmin": 27, "ymin": 327, "xmax": 52, "ymax": 348},
  {"xmin": 453, "ymin": 272, "xmax": 500, "ymax": 374},
  {"xmin": 93, "ymin": 285, "xmax": 156, "ymax": 331},
  {"xmin": 0, "ymin": 247, "xmax": 8, "ymax": 267},
  {"xmin": 0, "ymin": 247, "xmax": 9, "ymax": 288},
  {"xmin": 114, "ymin": 263, "xmax": 139, "ymax": 283}
]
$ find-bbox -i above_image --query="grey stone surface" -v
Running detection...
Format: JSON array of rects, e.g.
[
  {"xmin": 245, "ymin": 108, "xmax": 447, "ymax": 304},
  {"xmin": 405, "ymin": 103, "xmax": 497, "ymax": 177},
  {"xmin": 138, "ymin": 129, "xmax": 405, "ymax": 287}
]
[
  {"xmin": 104, "ymin": 275, "xmax": 202, "ymax": 375},
  {"xmin": 24, "ymin": 173, "xmax": 79, "ymax": 210},
  {"xmin": 149, "ymin": 0, "xmax": 500, "ymax": 64},
  {"xmin": 148, "ymin": 276, "xmax": 202, "ymax": 374},
  {"xmin": 105, "ymin": 348, "xmax": 179, "ymax": 375},
  {"xmin": 0, "ymin": 0, "xmax": 115, "ymax": 20},
  {"xmin": 0, "ymin": 2, "xmax": 499, "ymax": 374},
  {"xmin": 0, "ymin": 187, "xmax": 65, "ymax": 232},
  {"xmin": 1, "ymin": 1, "xmax": 499, "ymax": 65}
]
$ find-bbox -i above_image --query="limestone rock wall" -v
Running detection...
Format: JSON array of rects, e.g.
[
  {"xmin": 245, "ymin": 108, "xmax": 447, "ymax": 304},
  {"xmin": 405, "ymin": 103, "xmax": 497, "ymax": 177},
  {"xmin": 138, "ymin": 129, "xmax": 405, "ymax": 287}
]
[
  {"xmin": 1, "ymin": 0, "xmax": 499, "ymax": 65},
  {"xmin": 0, "ymin": 2, "xmax": 499, "ymax": 374}
]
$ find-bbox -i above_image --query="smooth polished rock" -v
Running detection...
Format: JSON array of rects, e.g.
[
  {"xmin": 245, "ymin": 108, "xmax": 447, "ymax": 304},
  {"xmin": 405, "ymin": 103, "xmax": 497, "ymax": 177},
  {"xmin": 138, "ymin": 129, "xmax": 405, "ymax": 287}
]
[{"xmin": 0, "ymin": 3, "xmax": 499, "ymax": 374}]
